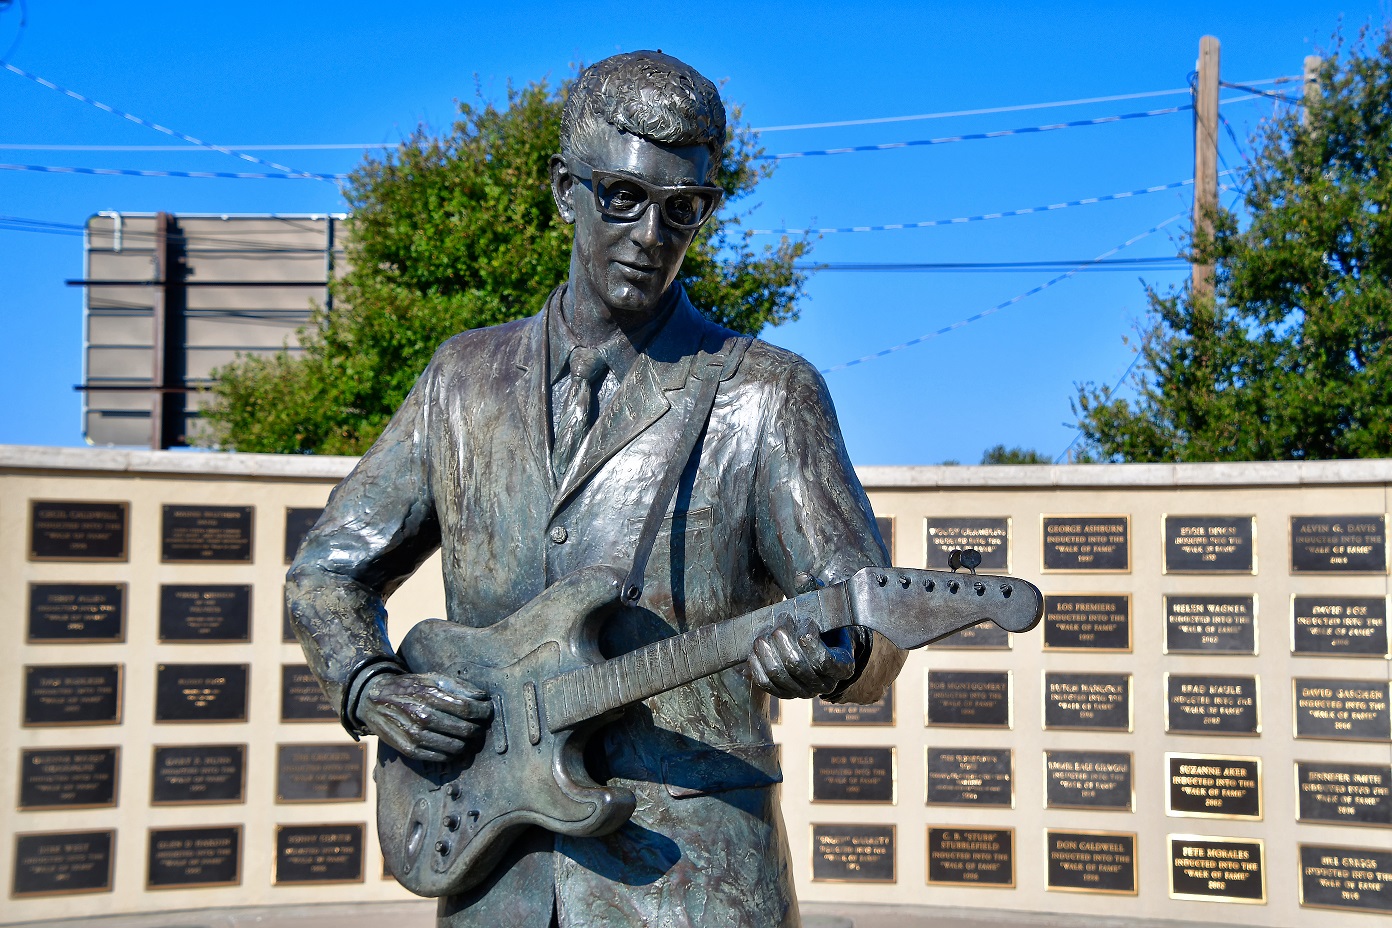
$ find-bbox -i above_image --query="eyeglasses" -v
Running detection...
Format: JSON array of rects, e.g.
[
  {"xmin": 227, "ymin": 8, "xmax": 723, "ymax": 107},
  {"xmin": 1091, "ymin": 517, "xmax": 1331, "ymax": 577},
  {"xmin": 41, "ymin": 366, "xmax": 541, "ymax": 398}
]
[{"xmin": 569, "ymin": 160, "xmax": 723, "ymax": 231}]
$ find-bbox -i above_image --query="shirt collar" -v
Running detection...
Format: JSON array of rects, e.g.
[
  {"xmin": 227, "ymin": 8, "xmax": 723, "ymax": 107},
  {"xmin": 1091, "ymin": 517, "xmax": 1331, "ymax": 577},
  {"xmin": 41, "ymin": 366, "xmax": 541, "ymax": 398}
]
[{"xmin": 549, "ymin": 284, "xmax": 680, "ymax": 385}]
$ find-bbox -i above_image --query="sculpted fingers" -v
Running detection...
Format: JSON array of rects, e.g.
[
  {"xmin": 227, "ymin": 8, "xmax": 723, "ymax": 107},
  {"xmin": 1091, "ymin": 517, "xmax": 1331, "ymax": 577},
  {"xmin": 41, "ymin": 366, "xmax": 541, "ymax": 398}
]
[{"xmin": 755, "ymin": 631, "xmax": 819, "ymax": 699}]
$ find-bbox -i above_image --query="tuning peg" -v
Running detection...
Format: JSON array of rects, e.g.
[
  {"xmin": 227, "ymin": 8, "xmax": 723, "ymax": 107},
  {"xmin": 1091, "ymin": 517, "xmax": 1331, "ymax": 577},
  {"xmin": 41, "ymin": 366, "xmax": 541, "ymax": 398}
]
[
  {"xmin": 947, "ymin": 549, "xmax": 962, "ymax": 572},
  {"xmin": 961, "ymin": 549, "xmax": 982, "ymax": 574}
]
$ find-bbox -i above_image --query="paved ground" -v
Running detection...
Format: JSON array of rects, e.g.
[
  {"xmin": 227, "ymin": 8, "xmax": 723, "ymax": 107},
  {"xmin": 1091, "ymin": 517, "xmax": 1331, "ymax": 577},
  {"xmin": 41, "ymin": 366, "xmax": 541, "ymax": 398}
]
[{"xmin": 7, "ymin": 900, "xmax": 1237, "ymax": 928}]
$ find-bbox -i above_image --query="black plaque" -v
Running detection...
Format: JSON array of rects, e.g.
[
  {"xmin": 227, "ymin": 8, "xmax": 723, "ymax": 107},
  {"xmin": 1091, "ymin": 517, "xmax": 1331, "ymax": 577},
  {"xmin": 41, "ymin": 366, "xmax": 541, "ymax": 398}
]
[
  {"xmin": 1294, "ymin": 678, "xmax": 1391, "ymax": 742},
  {"xmin": 927, "ymin": 826, "xmax": 1014, "ymax": 887},
  {"xmin": 1296, "ymin": 761, "xmax": 1392, "ymax": 827},
  {"xmin": 875, "ymin": 515, "xmax": 895, "ymax": 563},
  {"xmin": 924, "ymin": 517, "xmax": 1010, "ymax": 571},
  {"xmin": 1043, "ymin": 594, "xmax": 1131, "ymax": 651},
  {"xmin": 158, "ymin": 585, "xmax": 251, "ymax": 642},
  {"xmin": 275, "ymin": 823, "xmax": 365, "ymax": 884},
  {"xmin": 285, "ymin": 506, "xmax": 324, "ymax": 564},
  {"xmin": 1169, "ymin": 835, "xmax": 1265, "ymax": 903},
  {"xmin": 160, "ymin": 504, "xmax": 253, "ymax": 562},
  {"xmin": 1041, "ymin": 515, "xmax": 1129, "ymax": 572},
  {"xmin": 155, "ymin": 664, "xmax": 249, "ymax": 722},
  {"xmin": 1292, "ymin": 514, "xmax": 1387, "ymax": 573},
  {"xmin": 926, "ymin": 671, "xmax": 1011, "ymax": 728},
  {"xmin": 1300, "ymin": 844, "xmax": 1392, "ymax": 913},
  {"xmin": 928, "ymin": 620, "xmax": 1011, "ymax": 649},
  {"xmin": 1163, "ymin": 515, "xmax": 1255, "ymax": 573},
  {"xmin": 281, "ymin": 664, "xmax": 336, "ymax": 722},
  {"xmin": 147, "ymin": 825, "xmax": 241, "ymax": 889},
  {"xmin": 277, "ymin": 743, "xmax": 366, "ymax": 802},
  {"xmin": 1166, "ymin": 754, "xmax": 1262, "ymax": 819},
  {"xmin": 12, "ymin": 830, "xmax": 114, "ymax": 897},
  {"xmin": 812, "ymin": 685, "xmax": 894, "ymax": 726},
  {"xmin": 1165, "ymin": 595, "xmax": 1257, "ymax": 654},
  {"xmin": 1165, "ymin": 674, "xmax": 1260, "ymax": 735},
  {"xmin": 925, "ymin": 748, "xmax": 1012, "ymax": 807},
  {"xmin": 18, "ymin": 747, "xmax": 119, "ymax": 810},
  {"xmin": 1046, "ymin": 830, "xmax": 1137, "ymax": 895},
  {"xmin": 28, "ymin": 500, "xmax": 128, "ymax": 562},
  {"xmin": 23, "ymin": 664, "xmax": 122, "ymax": 726},
  {"xmin": 810, "ymin": 746, "xmax": 894, "ymax": 803},
  {"xmin": 1292, "ymin": 596, "xmax": 1389, "ymax": 657},
  {"xmin": 27, "ymin": 583, "xmax": 126, "ymax": 643},
  {"xmin": 810, "ymin": 824, "xmax": 895, "ymax": 882},
  {"xmin": 1044, "ymin": 750, "xmax": 1133, "ymax": 810},
  {"xmin": 1044, "ymin": 672, "xmax": 1131, "ymax": 731},
  {"xmin": 151, "ymin": 744, "xmax": 247, "ymax": 805}
]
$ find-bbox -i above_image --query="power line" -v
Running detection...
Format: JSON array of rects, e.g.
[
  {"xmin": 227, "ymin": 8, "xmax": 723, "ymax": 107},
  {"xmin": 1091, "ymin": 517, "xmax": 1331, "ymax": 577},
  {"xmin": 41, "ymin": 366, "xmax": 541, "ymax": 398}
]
[
  {"xmin": 752, "ymin": 76, "xmax": 1299, "ymax": 132},
  {"xmin": 0, "ymin": 163, "xmax": 345, "ymax": 180},
  {"xmin": 800, "ymin": 257, "xmax": 1188, "ymax": 274},
  {"xmin": 0, "ymin": 61, "xmax": 330, "ymax": 180},
  {"xmin": 0, "ymin": 142, "xmax": 392, "ymax": 151},
  {"xmin": 818, "ymin": 212, "xmax": 1185, "ymax": 375},
  {"xmin": 1053, "ymin": 331, "xmax": 1154, "ymax": 463}
]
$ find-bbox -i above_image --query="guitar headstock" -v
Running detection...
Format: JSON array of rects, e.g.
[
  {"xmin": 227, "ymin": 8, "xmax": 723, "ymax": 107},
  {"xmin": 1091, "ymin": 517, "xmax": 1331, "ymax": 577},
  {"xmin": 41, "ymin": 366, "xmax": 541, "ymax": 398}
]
[{"xmin": 841, "ymin": 566, "xmax": 1043, "ymax": 651}]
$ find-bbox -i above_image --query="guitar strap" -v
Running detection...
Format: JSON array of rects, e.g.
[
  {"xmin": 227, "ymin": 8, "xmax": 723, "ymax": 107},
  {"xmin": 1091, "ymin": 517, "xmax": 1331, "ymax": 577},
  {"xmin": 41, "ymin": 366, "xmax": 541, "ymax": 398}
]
[{"xmin": 620, "ymin": 332, "xmax": 750, "ymax": 606}]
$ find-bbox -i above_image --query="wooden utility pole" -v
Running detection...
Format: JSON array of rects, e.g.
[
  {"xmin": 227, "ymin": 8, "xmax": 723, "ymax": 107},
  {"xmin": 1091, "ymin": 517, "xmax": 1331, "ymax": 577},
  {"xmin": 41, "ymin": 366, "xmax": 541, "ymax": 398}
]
[
  {"xmin": 1303, "ymin": 54, "xmax": 1322, "ymax": 125},
  {"xmin": 1192, "ymin": 35, "xmax": 1221, "ymax": 300}
]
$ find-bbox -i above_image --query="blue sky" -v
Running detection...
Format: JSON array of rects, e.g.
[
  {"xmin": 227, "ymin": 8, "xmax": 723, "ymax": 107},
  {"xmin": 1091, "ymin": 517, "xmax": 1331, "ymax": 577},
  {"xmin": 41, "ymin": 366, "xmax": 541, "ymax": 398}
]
[{"xmin": 1, "ymin": 1, "xmax": 1384, "ymax": 464}]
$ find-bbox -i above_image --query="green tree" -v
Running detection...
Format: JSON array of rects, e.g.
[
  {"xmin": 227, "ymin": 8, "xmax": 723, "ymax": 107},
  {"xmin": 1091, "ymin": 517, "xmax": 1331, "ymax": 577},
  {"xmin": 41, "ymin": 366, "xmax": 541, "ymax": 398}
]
[
  {"xmin": 1073, "ymin": 25, "xmax": 1392, "ymax": 462},
  {"xmin": 980, "ymin": 444, "xmax": 1050, "ymax": 465},
  {"xmin": 203, "ymin": 80, "xmax": 809, "ymax": 455}
]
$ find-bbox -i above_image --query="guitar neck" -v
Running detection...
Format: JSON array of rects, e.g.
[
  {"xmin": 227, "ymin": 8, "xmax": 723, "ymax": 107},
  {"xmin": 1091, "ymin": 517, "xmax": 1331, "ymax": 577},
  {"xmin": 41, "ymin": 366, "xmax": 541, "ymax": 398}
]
[{"xmin": 541, "ymin": 584, "xmax": 851, "ymax": 733}]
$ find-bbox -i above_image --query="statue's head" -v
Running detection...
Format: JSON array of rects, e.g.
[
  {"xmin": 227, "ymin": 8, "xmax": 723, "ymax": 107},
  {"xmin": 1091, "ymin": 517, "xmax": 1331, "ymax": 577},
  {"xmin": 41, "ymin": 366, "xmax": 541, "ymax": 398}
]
[{"xmin": 551, "ymin": 51, "xmax": 727, "ymax": 319}]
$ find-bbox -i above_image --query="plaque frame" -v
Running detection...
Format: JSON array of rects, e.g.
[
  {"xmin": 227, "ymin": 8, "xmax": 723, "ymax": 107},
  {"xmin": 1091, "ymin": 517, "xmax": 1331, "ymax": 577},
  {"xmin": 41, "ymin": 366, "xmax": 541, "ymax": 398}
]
[
  {"xmin": 811, "ymin": 685, "xmax": 896, "ymax": 726},
  {"xmin": 1164, "ymin": 752, "xmax": 1263, "ymax": 821},
  {"xmin": 923, "ymin": 515, "xmax": 1012, "ymax": 573},
  {"xmin": 1294, "ymin": 760, "xmax": 1392, "ymax": 828},
  {"xmin": 1043, "ymin": 828, "xmax": 1138, "ymax": 896},
  {"xmin": 26, "ymin": 582, "xmax": 128, "ymax": 644},
  {"xmin": 1163, "ymin": 593, "xmax": 1259, "ymax": 656},
  {"xmin": 1042, "ymin": 671, "xmax": 1133, "ymax": 732},
  {"xmin": 273, "ymin": 822, "xmax": 367, "ymax": 885},
  {"xmin": 154, "ymin": 663, "xmax": 250, "ymax": 724},
  {"xmin": 1289, "ymin": 594, "xmax": 1391, "ymax": 659},
  {"xmin": 10, "ymin": 828, "xmax": 116, "ymax": 898},
  {"xmin": 924, "ymin": 746, "xmax": 1014, "ymax": 809},
  {"xmin": 1041, "ymin": 593, "xmax": 1132, "ymax": 653},
  {"xmin": 1167, "ymin": 833, "xmax": 1267, "ymax": 904},
  {"xmin": 808, "ymin": 746, "xmax": 897, "ymax": 805},
  {"xmin": 1039, "ymin": 513, "xmax": 1131, "ymax": 574},
  {"xmin": 925, "ymin": 669, "xmax": 1013, "ymax": 729},
  {"xmin": 1160, "ymin": 513, "xmax": 1257, "ymax": 575},
  {"xmin": 1298, "ymin": 842, "xmax": 1392, "ymax": 914},
  {"xmin": 22, "ymin": 663, "xmax": 124, "ymax": 728},
  {"xmin": 275, "ymin": 743, "xmax": 367, "ymax": 804},
  {"xmin": 808, "ymin": 823, "xmax": 897, "ymax": 884},
  {"xmin": 1042, "ymin": 749, "xmax": 1135, "ymax": 812},
  {"xmin": 150, "ymin": 743, "xmax": 248, "ymax": 806},
  {"xmin": 157, "ymin": 584, "xmax": 253, "ymax": 644},
  {"xmin": 27, "ymin": 499, "xmax": 129, "ymax": 563},
  {"xmin": 159, "ymin": 504, "xmax": 255, "ymax": 564},
  {"xmin": 16, "ymin": 746, "xmax": 121, "ymax": 811},
  {"xmin": 1162, "ymin": 673, "xmax": 1262, "ymax": 737},
  {"xmin": 1289, "ymin": 513, "xmax": 1390, "ymax": 575},
  {"xmin": 145, "ymin": 824, "xmax": 243, "ymax": 891},
  {"xmin": 1292, "ymin": 677, "xmax": 1392, "ymax": 743},
  {"xmin": 926, "ymin": 825, "xmax": 1016, "ymax": 889}
]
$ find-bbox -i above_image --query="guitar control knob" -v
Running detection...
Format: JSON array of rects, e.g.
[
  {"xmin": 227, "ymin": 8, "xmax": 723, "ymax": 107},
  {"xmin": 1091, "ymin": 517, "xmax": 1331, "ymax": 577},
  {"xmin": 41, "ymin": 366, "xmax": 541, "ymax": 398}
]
[
  {"xmin": 445, "ymin": 783, "xmax": 461, "ymax": 800},
  {"xmin": 435, "ymin": 840, "xmax": 451, "ymax": 856},
  {"xmin": 445, "ymin": 815, "xmax": 460, "ymax": 831}
]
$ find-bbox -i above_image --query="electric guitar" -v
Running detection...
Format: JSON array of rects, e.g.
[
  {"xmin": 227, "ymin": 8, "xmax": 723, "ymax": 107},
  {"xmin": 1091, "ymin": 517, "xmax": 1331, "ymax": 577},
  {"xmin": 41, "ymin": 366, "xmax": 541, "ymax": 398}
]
[{"xmin": 377, "ymin": 562, "xmax": 1043, "ymax": 897}]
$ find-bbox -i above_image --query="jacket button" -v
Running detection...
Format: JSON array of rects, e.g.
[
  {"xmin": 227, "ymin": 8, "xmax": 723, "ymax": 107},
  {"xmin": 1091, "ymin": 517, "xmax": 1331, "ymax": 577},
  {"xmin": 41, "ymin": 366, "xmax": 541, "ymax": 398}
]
[{"xmin": 549, "ymin": 526, "xmax": 568, "ymax": 544}]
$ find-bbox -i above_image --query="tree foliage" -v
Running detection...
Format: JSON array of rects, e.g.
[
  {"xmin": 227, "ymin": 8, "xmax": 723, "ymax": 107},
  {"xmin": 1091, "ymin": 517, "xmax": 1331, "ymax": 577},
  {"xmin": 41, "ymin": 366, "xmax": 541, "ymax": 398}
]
[
  {"xmin": 980, "ymin": 444, "xmax": 1050, "ymax": 465},
  {"xmin": 1073, "ymin": 25, "xmax": 1392, "ymax": 462},
  {"xmin": 204, "ymin": 80, "xmax": 809, "ymax": 454}
]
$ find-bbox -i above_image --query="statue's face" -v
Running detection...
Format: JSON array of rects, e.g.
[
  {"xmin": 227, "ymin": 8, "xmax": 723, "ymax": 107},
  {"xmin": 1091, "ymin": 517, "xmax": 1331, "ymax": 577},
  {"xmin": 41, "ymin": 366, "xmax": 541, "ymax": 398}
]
[{"xmin": 563, "ymin": 124, "xmax": 713, "ymax": 319}]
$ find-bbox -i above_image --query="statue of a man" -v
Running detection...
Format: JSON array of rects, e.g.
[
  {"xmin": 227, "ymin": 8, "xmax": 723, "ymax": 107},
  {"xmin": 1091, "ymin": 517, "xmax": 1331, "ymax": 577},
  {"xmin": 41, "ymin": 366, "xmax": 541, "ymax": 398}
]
[{"xmin": 288, "ymin": 50, "xmax": 905, "ymax": 927}]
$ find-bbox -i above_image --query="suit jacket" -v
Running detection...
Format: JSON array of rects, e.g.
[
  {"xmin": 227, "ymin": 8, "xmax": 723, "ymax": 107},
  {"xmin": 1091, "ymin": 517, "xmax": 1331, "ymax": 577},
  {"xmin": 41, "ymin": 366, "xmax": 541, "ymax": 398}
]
[{"xmin": 288, "ymin": 285, "xmax": 904, "ymax": 927}]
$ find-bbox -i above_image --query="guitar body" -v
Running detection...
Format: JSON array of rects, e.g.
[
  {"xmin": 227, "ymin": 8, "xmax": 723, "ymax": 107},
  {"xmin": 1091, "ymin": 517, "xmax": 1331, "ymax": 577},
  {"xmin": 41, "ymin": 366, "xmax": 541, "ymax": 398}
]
[{"xmin": 377, "ymin": 566, "xmax": 633, "ymax": 897}]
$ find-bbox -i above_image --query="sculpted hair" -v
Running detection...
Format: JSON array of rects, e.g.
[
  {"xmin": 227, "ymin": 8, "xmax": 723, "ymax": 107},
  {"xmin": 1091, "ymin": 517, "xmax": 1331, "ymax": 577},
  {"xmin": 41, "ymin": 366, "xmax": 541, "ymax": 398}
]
[{"xmin": 561, "ymin": 51, "xmax": 727, "ymax": 181}]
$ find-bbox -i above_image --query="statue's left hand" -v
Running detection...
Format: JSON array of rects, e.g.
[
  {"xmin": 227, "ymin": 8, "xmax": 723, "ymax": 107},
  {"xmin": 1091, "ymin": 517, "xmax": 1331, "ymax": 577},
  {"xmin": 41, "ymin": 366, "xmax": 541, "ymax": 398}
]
[{"xmin": 748, "ymin": 625, "xmax": 856, "ymax": 699}]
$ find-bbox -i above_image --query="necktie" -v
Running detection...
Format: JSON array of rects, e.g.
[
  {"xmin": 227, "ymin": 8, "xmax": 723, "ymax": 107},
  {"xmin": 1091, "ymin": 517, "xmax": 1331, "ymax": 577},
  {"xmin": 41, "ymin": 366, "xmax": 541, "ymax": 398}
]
[{"xmin": 552, "ymin": 346, "xmax": 607, "ymax": 481}]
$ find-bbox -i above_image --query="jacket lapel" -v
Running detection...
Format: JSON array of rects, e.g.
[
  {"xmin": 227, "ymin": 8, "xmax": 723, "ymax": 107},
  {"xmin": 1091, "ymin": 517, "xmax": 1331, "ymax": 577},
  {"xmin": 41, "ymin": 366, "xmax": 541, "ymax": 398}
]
[
  {"xmin": 514, "ymin": 288, "xmax": 560, "ymax": 493},
  {"xmin": 550, "ymin": 292, "xmax": 707, "ymax": 518}
]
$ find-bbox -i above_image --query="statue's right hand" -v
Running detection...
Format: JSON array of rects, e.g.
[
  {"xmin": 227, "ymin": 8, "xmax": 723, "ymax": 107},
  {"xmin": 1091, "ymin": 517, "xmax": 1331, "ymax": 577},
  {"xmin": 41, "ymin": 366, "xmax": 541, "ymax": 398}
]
[{"xmin": 357, "ymin": 672, "xmax": 493, "ymax": 762}]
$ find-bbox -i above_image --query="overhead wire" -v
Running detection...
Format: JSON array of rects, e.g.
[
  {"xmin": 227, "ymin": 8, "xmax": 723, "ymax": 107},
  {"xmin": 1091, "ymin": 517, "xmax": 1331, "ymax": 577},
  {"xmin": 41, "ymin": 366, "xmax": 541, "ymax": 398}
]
[
  {"xmin": 0, "ymin": 163, "xmax": 346, "ymax": 180},
  {"xmin": 1052, "ymin": 330, "xmax": 1155, "ymax": 464}
]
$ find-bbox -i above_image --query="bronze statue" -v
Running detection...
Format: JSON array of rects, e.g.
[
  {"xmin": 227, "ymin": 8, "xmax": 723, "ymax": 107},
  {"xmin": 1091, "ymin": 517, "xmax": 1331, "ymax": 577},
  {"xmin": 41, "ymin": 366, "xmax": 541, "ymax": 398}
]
[{"xmin": 288, "ymin": 50, "xmax": 1041, "ymax": 927}]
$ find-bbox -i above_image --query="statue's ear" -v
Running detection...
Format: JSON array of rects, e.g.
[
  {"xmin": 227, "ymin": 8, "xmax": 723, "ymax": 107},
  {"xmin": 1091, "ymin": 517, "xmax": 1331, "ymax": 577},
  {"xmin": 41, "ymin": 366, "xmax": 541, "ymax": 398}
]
[{"xmin": 549, "ymin": 155, "xmax": 576, "ymax": 225}]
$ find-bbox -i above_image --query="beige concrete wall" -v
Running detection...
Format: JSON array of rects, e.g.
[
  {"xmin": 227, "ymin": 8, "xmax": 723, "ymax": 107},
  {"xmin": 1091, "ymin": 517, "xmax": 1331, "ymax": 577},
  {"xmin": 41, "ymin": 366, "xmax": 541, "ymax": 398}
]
[{"xmin": 3, "ymin": 447, "xmax": 1389, "ymax": 925}]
